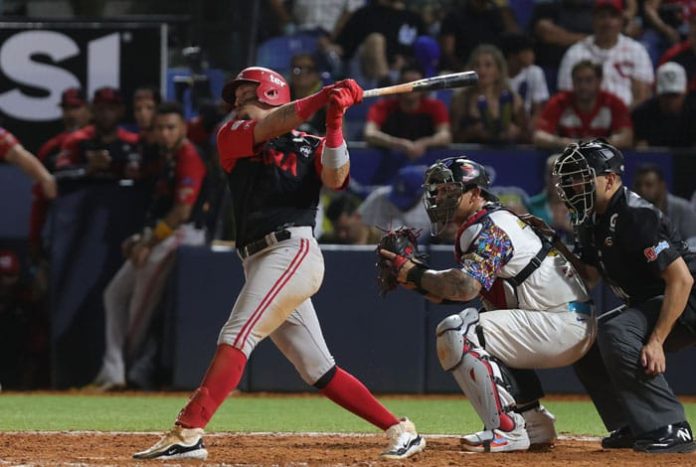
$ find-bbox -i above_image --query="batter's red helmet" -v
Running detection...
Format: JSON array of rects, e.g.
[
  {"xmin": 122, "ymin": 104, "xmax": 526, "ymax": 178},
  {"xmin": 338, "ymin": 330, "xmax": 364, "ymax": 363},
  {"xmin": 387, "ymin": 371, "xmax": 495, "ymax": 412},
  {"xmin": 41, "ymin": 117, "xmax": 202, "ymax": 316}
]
[{"xmin": 222, "ymin": 67, "xmax": 291, "ymax": 107}]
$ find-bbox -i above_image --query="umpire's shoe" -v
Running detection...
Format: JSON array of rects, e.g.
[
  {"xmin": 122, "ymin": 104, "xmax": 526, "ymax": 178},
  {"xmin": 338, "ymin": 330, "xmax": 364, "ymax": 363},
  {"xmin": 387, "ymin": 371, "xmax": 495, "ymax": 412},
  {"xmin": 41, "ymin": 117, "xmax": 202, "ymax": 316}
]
[
  {"xmin": 601, "ymin": 426, "xmax": 635, "ymax": 449},
  {"xmin": 633, "ymin": 421, "xmax": 696, "ymax": 454},
  {"xmin": 133, "ymin": 425, "xmax": 208, "ymax": 460},
  {"xmin": 381, "ymin": 418, "xmax": 426, "ymax": 460}
]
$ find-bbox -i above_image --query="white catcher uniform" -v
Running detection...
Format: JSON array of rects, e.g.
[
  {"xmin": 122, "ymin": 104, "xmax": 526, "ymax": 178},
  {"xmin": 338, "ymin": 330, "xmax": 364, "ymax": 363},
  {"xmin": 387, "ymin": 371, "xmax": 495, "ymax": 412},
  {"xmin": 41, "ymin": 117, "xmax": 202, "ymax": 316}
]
[{"xmin": 436, "ymin": 204, "xmax": 596, "ymax": 450}]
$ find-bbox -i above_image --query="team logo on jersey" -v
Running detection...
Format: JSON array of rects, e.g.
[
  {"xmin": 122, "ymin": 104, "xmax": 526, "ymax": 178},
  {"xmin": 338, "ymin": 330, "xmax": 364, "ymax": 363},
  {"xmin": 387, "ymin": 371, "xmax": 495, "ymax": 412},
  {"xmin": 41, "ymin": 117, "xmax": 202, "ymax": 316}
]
[
  {"xmin": 299, "ymin": 145, "xmax": 312, "ymax": 158},
  {"xmin": 643, "ymin": 240, "xmax": 669, "ymax": 262},
  {"xmin": 609, "ymin": 213, "xmax": 618, "ymax": 232},
  {"xmin": 604, "ymin": 236, "xmax": 613, "ymax": 247}
]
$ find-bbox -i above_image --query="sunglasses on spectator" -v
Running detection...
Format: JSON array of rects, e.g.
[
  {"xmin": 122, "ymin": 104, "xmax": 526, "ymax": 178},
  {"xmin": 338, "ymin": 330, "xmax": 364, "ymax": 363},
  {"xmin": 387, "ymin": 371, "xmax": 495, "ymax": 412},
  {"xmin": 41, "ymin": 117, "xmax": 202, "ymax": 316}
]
[{"xmin": 292, "ymin": 65, "xmax": 316, "ymax": 75}]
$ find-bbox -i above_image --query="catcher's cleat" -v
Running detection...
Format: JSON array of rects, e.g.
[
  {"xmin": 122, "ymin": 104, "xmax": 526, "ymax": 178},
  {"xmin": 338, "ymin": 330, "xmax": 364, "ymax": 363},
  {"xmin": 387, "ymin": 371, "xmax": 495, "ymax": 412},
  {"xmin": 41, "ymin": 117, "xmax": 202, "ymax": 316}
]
[
  {"xmin": 381, "ymin": 417, "xmax": 426, "ymax": 460},
  {"xmin": 521, "ymin": 404, "xmax": 557, "ymax": 448},
  {"xmin": 133, "ymin": 426, "xmax": 208, "ymax": 460},
  {"xmin": 460, "ymin": 413, "xmax": 530, "ymax": 453}
]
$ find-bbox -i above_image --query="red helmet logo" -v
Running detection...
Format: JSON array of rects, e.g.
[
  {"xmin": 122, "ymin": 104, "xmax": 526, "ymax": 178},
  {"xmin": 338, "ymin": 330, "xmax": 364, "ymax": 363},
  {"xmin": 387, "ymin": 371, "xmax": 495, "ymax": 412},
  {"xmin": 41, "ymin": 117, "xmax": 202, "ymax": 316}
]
[{"xmin": 222, "ymin": 67, "xmax": 291, "ymax": 107}]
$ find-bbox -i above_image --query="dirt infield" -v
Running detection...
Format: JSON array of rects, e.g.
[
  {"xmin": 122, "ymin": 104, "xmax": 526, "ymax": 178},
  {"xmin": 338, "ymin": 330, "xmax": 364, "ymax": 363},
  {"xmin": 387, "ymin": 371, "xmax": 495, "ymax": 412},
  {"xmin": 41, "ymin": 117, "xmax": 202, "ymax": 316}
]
[{"xmin": 1, "ymin": 432, "xmax": 695, "ymax": 466}]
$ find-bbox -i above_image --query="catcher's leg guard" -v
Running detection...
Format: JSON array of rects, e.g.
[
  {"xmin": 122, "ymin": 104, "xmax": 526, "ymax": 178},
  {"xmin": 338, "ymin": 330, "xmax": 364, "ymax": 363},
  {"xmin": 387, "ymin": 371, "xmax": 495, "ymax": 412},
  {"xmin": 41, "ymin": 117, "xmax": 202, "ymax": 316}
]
[{"xmin": 436, "ymin": 308, "xmax": 523, "ymax": 434}]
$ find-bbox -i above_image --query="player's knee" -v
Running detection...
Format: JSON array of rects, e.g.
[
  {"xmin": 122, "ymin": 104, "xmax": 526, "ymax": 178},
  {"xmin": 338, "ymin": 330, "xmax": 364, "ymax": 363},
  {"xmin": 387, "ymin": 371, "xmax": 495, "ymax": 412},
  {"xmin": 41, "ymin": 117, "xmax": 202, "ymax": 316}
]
[{"xmin": 436, "ymin": 308, "xmax": 480, "ymax": 371}]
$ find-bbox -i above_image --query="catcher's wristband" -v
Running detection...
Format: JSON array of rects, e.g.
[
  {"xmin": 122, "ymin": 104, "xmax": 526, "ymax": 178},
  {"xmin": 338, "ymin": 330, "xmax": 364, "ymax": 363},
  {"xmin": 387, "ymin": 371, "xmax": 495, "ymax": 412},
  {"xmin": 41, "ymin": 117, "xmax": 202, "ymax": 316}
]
[
  {"xmin": 153, "ymin": 220, "xmax": 174, "ymax": 241},
  {"xmin": 406, "ymin": 264, "xmax": 427, "ymax": 289}
]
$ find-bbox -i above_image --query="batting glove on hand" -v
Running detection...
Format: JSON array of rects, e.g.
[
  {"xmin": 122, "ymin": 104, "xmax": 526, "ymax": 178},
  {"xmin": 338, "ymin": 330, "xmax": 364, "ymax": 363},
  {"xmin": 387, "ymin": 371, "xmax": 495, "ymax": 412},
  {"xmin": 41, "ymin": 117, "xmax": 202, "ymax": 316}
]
[{"xmin": 329, "ymin": 79, "xmax": 363, "ymax": 108}]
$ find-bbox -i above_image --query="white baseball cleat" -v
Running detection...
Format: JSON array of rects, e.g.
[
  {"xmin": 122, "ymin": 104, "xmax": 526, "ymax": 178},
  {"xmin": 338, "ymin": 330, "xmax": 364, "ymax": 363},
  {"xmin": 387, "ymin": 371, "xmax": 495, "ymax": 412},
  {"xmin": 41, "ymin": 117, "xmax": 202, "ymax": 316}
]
[
  {"xmin": 381, "ymin": 417, "xmax": 426, "ymax": 459},
  {"xmin": 133, "ymin": 425, "xmax": 208, "ymax": 460},
  {"xmin": 522, "ymin": 404, "xmax": 557, "ymax": 447},
  {"xmin": 460, "ymin": 413, "xmax": 530, "ymax": 453}
]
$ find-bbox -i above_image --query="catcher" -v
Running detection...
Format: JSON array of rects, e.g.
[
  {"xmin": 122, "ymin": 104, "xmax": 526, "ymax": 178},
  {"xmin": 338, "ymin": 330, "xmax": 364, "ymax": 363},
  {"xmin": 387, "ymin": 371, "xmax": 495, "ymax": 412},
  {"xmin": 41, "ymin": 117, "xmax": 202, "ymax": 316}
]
[{"xmin": 378, "ymin": 157, "xmax": 596, "ymax": 452}]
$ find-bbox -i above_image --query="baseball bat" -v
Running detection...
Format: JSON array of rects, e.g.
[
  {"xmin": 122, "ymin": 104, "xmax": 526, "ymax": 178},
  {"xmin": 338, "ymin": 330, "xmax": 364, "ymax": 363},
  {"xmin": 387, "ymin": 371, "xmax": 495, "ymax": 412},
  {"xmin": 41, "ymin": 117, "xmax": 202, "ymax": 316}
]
[{"xmin": 362, "ymin": 71, "xmax": 478, "ymax": 98}]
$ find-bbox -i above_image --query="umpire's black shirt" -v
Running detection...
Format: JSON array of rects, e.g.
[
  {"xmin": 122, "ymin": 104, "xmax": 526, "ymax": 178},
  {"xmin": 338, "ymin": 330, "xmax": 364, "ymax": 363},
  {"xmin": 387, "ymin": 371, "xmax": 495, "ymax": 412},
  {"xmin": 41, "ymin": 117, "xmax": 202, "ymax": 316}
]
[{"xmin": 577, "ymin": 187, "xmax": 696, "ymax": 327}]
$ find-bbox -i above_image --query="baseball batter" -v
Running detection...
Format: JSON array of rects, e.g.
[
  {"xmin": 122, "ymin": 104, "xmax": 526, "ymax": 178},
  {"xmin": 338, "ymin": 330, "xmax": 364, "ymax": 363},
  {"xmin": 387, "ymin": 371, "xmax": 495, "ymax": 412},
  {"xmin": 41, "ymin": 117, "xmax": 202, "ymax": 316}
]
[
  {"xmin": 92, "ymin": 102, "xmax": 207, "ymax": 390},
  {"xmin": 379, "ymin": 157, "xmax": 596, "ymax": 452},
  {"xmin": 134, "ymin": 67, "xmax": 425, "ymax": 461}
]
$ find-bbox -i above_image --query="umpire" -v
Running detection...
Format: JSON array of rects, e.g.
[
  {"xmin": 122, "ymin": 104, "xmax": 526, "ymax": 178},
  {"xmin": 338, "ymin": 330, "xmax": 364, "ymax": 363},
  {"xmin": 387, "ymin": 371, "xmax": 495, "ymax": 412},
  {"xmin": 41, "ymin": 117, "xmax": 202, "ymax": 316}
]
[{"xmin": 553, "ymin": 139, "xmax": 696, "ymax": 453}]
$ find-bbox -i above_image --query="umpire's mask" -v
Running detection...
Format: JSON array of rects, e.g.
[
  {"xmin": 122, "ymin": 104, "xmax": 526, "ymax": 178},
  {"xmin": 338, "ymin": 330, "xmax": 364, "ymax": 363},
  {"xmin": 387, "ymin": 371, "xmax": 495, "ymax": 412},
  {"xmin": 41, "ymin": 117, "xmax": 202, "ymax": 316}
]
[
  {"xmin": 423, "ymin": 157, "xmax": 491, "ymax": 235},
  {"xmin": 553, "ymin": 139, "xmax": 624, "ymax": 225}
]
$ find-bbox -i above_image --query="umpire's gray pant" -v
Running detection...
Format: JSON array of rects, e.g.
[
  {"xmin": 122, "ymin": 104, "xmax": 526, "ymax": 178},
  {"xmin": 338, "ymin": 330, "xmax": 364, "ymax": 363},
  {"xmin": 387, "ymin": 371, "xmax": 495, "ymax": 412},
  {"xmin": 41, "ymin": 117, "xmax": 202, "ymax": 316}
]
[{"xmin": 574, "ymin": 297, "xmax": 696, "ymax": 435}]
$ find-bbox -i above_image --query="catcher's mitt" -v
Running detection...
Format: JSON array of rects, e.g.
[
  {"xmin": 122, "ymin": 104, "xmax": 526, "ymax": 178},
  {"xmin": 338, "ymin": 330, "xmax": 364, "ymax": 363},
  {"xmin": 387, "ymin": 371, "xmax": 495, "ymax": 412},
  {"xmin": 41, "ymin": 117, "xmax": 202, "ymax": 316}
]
[{"xmin": 375, "ymin": 227, "xmax": 429, "ymax": 296}]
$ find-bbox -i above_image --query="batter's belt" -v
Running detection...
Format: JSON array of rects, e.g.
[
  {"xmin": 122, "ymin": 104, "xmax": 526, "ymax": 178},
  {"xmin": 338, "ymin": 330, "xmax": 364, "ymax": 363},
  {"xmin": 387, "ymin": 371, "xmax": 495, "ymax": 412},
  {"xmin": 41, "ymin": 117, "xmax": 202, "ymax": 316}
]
[{"xmin": 238, "ymin": 229, "xmax": 292, "ymax": 260}]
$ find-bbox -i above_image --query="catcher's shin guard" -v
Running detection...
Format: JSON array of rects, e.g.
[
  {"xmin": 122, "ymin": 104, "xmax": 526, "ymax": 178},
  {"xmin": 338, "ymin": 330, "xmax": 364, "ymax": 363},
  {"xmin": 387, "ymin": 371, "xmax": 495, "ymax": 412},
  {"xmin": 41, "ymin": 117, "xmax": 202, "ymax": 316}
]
[{"xmin": 436, "ymin": 308, "xmax": 520, "ymax": 432}]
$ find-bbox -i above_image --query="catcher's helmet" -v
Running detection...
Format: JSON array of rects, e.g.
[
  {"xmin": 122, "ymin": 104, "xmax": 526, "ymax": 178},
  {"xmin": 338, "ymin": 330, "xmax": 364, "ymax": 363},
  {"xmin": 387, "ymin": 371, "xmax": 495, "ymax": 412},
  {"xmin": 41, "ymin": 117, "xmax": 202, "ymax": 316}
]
[
  {"xmin": 222, "ymin": 67, "xmax": 291, "ymax": 107},
  {"xmin": 423, "ymin": 157, "xmax": 492, "ymax": 234},
  {"xmin": 553, "ymin": 139, "xmax": 625, "ymax": 225}
]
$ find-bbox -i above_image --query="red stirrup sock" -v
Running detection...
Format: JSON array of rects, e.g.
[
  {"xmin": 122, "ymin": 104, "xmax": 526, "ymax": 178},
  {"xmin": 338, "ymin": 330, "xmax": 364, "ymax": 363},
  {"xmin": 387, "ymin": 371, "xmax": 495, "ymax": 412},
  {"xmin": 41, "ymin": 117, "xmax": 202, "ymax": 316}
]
[
  {"xmin": 319, "ymin": 367, "xmax": 399, "ymax": 431},
  {"xmin": 176, "ymin": 344, "xmax": 247, "ymax": 428}
]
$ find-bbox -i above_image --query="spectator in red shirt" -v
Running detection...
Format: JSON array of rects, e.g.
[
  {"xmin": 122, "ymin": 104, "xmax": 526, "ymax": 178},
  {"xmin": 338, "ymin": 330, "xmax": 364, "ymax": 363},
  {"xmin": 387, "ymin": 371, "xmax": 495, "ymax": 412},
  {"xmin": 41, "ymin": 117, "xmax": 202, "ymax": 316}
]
[
  {"xmin": 534, "ymin": 60, "xmax": 633, "ymax": 149},
  {"xmin": 37, "ymin": 88, "xmax": 91, "ymax": 172},
  {"xmin": 56, "ymin": 87, "xmax": 140, "ymax": 180},
  {"xmin": 91, "ymin": 102, "xmax": 207, "ymax": 390},
  {"xmin": 363, "ymin": 62, "xmax": 451, "ymax": 160}
]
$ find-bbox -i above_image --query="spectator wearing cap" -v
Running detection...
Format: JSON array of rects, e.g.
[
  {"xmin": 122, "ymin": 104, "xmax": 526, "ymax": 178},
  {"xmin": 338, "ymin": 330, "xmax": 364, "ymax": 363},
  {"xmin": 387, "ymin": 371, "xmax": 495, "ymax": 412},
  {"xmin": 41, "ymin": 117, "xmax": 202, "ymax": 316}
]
[
  {"xmin": 56, "ymin": 87, "xmax": 140, "ymax": 180},
  {"xmin": 358, "ymin": 165, "xmax": 431, "ymax": 242},
  {"xmin": 535, "ymin": 60, "xmax": 633, "ymax": 149},
  {"xmin": 557, "ymin": 0, "xmax": 654, "ymax": 108},
  {"xmin": 37, "ymin": 88, "xmax": 91, "ymax": 172},
  {"xmin": 660, "ymin": 7, "xmax": 696, "ymax": 92},
  {"xmin": 632, "ymin": 61, "xmax": 696, "ymax": 147},
  {"xmin": 30, "ymin": 88, "xmax": 91, "ymax": 258},
  {"xmin": 501, "ymin": 32, "xmax": 550, "ymax": 128},
  {"xmin": 364, "ymin": 62, "xmax": 451, "ymax": 160}
]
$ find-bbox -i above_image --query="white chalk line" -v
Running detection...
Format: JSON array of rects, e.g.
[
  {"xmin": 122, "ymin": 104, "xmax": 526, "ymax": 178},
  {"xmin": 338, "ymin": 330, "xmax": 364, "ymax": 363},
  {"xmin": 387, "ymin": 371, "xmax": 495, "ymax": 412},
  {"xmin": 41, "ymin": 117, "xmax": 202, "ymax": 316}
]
[{"xmin": 0, "ymin": 430, "xmax": 601, "ymax": 442}]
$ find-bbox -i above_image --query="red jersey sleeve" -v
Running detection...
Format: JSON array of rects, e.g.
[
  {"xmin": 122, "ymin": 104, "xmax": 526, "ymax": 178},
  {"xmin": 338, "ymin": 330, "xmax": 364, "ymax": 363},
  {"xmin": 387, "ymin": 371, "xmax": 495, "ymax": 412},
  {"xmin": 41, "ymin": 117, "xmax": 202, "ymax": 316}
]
[
  {"xmin": 424, "ymin": 99, "xmax": 450, "ymax": 125},
  {"xmin": 216, "ymin": 119, "xmax": 258, "ymax": 172},
  {"xmin": 0, "ymin": 127, "xmax": 20, "ymax": 161},
  {"xmin": 366, "ymin": 100, "xmax": 391, "ymax": 127},
  {"xmin": 536, "ymin": 94, "xmax": 566, "ymax": 133},
  {"xmin": 175, "ymin": 142, "xmax": 207, "ymax": 205}
]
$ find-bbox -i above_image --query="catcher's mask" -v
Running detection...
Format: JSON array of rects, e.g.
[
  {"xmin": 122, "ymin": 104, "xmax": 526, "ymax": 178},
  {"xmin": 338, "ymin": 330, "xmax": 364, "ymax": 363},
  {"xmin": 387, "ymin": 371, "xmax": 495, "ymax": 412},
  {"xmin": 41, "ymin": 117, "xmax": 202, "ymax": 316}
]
[
  {"xmin": 423, "ymin": 157, "xmax": 491, "ymax": 235},
  {"xmin": 553, "ymin": 139, "xmax": 624, "ymax": 225}
]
